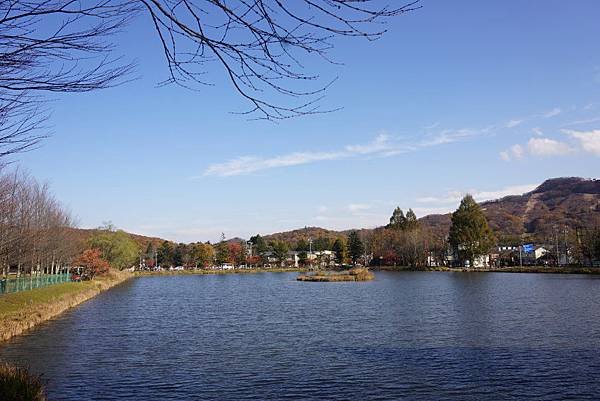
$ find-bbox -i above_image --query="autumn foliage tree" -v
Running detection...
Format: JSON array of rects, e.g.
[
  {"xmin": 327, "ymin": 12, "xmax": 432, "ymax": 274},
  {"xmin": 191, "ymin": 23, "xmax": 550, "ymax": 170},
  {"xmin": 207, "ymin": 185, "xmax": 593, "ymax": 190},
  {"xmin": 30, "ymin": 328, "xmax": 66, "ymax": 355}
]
[{"xmin": 73, "ymin": 249, "xmax": 110, "ymax": 279}]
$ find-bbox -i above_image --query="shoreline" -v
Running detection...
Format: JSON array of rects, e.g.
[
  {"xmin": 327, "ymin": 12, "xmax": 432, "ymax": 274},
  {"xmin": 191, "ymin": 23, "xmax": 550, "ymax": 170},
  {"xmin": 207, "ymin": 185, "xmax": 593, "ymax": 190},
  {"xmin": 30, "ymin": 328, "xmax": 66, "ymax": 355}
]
[
  {"xmin": 372, "ymin": 265, "xmax": 600, "ymax": 274},
  {"xmin": 0, "ymin": 270, "xmax": 131, "ymax": 343},
  {"xmin": 134, "ymin": 267, "xmax": 308, "ymax": 276}
]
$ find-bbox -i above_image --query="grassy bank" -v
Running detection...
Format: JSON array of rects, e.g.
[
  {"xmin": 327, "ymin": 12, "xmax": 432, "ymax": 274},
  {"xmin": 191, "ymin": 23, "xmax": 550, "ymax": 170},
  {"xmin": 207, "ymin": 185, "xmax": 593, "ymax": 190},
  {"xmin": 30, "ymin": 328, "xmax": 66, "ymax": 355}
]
[
  {"xmin": 373, "ymin": 265, "xmax": 600, "ymax": 274},
  {"xmin": 134, "ymin": 267, "xmax": 308, "ymax": 277},
  {"xmin": 0, "ymin": 270, "xmax": 131, "ymax": 343}
]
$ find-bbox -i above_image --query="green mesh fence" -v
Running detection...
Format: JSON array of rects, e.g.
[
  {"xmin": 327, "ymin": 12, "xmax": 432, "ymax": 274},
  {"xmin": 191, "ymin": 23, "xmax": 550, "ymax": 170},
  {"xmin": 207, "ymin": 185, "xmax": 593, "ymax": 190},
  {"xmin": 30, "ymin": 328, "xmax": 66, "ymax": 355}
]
[{"xmin": 0, "ymin": 273, "xmax": 71, "ymax": 295}]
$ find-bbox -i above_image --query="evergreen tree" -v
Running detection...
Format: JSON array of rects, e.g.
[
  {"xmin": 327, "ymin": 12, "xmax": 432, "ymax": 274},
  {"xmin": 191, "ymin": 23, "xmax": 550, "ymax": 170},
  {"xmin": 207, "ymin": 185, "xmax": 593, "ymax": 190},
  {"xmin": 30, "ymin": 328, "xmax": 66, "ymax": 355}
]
[
  {"xmin": 295, "ymin": 239, "xmax": 309, "ymax": 252},
  {"xmin": 157, "ymin": 241, "xmax": 174, "ymax": 267},
  {"xmin": 404, "ymin": 209, "xmax": 419, "ymax": 231},
  {"xmin": 332, "ymin": 238, "xmax": 347, "ymax": 265},
  {"xmin": 448, "ymin": 195, "xmax": 496, "ymax": 267},
  {"xmin": 271, "ymin": 241, "xmax": 289, "ymax": 266},
  {"xmin": 313, "ymin": 236, "xmax": 333, "ymax": 251},
  {"xmin": 387, "ymin": 207, "xmax": 406, "ymax": 230},
  {"xmin": 249, "ymin": 234, "xmax": 269, "ymax": 257},
  {"xmin": 347, "ymin": 231, "xmax": 365, "ymax": 265}
]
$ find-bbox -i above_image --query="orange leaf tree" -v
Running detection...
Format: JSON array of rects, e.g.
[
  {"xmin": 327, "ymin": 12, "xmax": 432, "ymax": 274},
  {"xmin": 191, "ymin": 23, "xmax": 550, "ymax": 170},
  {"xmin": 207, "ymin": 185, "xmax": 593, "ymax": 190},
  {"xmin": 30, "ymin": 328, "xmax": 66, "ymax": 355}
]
[{"xmin": 74, "ymin": 249, "xmax": 110, "ymax": 279}]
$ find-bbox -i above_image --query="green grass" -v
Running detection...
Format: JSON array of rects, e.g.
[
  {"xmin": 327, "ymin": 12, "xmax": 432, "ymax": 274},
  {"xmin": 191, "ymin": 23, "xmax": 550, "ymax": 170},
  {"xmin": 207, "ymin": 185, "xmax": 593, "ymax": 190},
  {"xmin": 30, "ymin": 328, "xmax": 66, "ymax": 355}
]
[
  {"xmin": 0, "ymin": 280, "xmax": 98, "ymax": 317},
  {"xmin": 1, "ymin": 271, "xmax": 130, "ymax": 342}
]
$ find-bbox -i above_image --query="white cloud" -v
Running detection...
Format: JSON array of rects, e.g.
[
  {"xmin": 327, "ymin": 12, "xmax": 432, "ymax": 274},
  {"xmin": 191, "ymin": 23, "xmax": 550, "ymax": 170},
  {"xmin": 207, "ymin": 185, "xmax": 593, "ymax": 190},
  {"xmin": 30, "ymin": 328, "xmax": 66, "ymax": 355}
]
[
  {"xmin": 499, "ymin": 144, "xmax": 525, "ymax": 162},
  {"xmin": 203, "ymin": 152, "xmax": 345, "ymax": 176},
  {"xmin": 543, "ymin": 108, "xmax": 562, "ymax": 118},
  {"xmin": 564, "ymin": 129, "xmax": 600, "ymax": 155},
  {"xmin": 527, "ymin": 137, "xmax": 573, "ymax": 156},
  {"xmin": 348, "ymin": 203, "xmax": 372, "ymax": 213},
  {"xmin": 562, "ymin": 117, "xmax": 600, "ymax": 127},
  {"xmin": 204, "ymin": 127, "xmax": 483, "ymax": 177},
  {"xmin": 506, "ymin": 119, "xmax": 522, "ymax": 128},
  {"xmin": 532, "ymin": 127, "xmax": 543, "ymax": 136},
  {"xmin": 510, "ymin": 144, "xmax": 524, "ymax": 159}
]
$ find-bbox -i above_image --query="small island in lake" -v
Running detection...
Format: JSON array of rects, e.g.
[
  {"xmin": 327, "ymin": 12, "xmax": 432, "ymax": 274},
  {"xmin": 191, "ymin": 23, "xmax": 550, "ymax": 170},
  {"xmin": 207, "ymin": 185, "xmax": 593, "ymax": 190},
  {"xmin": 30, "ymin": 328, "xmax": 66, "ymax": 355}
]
[{"xmin": 297, "ymin": 267, "xmax": 374, "ymax": 282}]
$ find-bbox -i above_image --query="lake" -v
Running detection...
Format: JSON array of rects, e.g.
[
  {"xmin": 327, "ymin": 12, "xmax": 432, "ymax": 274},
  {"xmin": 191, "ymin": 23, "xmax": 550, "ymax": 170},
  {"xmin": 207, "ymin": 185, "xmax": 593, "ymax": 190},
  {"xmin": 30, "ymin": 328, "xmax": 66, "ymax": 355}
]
[{"xmin": 2, "ymin": 272, "xmax": 600, "ymax": 400}]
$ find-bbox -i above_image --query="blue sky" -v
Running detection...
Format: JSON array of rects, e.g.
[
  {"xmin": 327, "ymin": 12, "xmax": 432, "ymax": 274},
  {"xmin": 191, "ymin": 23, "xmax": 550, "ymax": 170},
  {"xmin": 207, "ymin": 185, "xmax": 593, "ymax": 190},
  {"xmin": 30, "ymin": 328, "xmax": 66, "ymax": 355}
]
[{"xmin": 16, "ymin": 1, "xmax": 600, "ymax": 242}]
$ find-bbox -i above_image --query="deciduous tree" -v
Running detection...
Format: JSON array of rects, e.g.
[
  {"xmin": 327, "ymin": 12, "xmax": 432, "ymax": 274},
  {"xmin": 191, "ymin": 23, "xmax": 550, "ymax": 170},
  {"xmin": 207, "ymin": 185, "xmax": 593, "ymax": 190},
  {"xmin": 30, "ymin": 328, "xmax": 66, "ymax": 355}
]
[{"xmin": 74, "ymin": 249, "xmax": 110, "ymax": 279}]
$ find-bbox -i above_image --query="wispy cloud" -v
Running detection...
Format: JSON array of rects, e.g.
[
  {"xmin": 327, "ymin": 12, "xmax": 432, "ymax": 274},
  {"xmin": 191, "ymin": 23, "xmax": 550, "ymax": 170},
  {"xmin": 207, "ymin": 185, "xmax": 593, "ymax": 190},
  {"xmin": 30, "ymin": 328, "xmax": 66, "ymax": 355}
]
[
  {"xmin": 204, "ymin": 128, "xmax": 481, "ymax": 177},
  {"xmin": 542, "ymin": 107, "xmax": 562, "ymax": 118},
  {"xmin": 561, "ymin": 117, "xmax": 600, "ymax": 127},
  {"xmin": 505, "ymin": 119, "xmax": 522, "ymax": 128}
]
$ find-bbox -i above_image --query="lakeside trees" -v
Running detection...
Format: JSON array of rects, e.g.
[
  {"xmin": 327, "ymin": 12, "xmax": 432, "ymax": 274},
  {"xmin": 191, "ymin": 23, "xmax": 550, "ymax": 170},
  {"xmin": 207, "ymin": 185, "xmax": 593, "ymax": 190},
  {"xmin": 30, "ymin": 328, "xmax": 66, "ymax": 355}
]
[
  {"xmin": 73, "ymin": 249, "xmax": 110, "ymax": 279},
  {"xmin": 332, "ymin": 238, "xmax": 348, "ymax": 265},
  {"xmin": 348, "ymin": 231, "xmax": 365, "ymax": 265},
  {"xmin": 448, "ymin": 195, "xmax": 496, "ymax": 267},
  {"xmin": 0, "ymin": 169, "xmax": 76, "ymax": 277},
  {"xmin": 88, "ymin": 224, "xmax": 139, "ymax": 270},
  {"xmin": 369, "ymin": 207, "xmax": 431, "ymax": 268}
]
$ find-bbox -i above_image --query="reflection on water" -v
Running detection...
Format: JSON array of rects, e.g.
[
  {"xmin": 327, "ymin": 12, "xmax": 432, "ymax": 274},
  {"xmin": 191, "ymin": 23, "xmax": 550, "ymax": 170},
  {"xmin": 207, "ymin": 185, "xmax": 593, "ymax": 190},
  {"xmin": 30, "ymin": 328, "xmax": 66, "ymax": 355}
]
[{"xmin": 1, "ymin": 272, "xmax": 600, "ymax": 400}]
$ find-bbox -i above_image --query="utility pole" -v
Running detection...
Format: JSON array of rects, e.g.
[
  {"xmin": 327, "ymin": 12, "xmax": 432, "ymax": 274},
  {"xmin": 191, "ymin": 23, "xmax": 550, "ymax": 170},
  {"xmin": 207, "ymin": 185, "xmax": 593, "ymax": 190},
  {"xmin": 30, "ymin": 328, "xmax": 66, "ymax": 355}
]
[
  {"xmin": 563, "ymin": 225, "xmax": 568, "ymax": 266},
  {"xmin": 308, "ymin": 237, "xmax": 313, "ymax": 268},
  {"xmin": 554, "ymin": 225, "xmax": 560, "ymax": 267},
  {"xmin": 519, "ymin": 245, "xmax": 522, "ymax": 267}
]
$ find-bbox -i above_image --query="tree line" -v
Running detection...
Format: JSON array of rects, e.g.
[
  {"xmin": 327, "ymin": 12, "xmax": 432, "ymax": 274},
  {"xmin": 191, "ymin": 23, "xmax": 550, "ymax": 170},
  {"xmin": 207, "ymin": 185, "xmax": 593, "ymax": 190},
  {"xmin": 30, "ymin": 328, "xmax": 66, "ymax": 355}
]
[{"xmin": 0, "ymin": 169, "xmax": 76, "ymax": 277}]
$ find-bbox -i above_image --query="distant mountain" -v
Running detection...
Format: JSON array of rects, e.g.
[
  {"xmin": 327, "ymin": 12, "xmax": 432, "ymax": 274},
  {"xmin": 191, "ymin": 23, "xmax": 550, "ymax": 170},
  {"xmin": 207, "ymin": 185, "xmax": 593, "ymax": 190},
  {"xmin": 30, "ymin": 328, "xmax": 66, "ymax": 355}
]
[
  {"xmin": 263, "ymin": 227, "xmax": 342, "ymax": 244},
  {"xmin": 263, "ymin": 177, "xmax": 600, "ymax": 246},
  {"xmin": 70, "ymin": 177, "xmax": 600, "ymax": 248},
  {"xmin": 420, "ymin": 177, "xmax": 600, "ymax": 242}
]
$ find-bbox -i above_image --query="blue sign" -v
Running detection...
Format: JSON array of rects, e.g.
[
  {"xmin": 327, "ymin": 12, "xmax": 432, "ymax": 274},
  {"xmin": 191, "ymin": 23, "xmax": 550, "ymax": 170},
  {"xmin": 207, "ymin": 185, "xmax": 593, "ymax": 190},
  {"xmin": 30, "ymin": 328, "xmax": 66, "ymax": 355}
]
[{"xmin": 522, "ymin": 244, "xmax": 534, "ymax": 253}]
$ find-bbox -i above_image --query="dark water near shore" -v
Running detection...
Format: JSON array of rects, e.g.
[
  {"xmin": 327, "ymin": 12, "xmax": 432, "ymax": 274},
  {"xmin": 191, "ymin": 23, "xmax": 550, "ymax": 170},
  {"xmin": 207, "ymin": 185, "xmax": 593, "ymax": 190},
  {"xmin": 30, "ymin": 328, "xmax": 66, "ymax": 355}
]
[{"xmin": 2, "ymin": 272, "xmax": 600, "ymax": 400}]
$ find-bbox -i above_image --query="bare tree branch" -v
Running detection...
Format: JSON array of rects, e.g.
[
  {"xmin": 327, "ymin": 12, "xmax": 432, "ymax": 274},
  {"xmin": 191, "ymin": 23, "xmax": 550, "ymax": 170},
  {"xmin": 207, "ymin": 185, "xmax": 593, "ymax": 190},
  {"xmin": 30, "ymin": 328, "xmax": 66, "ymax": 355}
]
[{"xmin": 0, "ymin": 0, "xmax": 419, "ymax": 157}]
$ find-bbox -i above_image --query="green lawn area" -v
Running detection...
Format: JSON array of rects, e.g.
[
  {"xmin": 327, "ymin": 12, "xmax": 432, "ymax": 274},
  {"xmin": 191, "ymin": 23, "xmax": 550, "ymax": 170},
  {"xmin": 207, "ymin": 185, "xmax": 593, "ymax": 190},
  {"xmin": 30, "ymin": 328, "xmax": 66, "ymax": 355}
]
[{"xmin": 0, "ymin": 280, "xmax": 98, "ymax": 317}]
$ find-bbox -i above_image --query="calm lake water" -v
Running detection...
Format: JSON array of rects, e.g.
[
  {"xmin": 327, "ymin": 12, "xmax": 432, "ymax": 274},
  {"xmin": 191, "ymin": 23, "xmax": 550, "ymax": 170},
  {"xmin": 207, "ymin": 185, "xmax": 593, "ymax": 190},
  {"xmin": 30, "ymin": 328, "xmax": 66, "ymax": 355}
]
[{"xmin": 2, "ymin": 272, "xmax": 600, "ymax": 400}]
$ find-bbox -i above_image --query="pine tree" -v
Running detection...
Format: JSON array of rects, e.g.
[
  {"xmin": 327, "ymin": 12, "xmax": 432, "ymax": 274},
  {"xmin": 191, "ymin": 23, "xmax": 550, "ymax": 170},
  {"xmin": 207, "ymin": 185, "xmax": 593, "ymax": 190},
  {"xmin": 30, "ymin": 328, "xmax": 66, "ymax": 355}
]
[
  {"xmin": 448, "ymin": 195, "xmax": 496, "ymax": 267},
  {"xmin": 332, "ymin": 238, "xmax": 347, "ymax": 265},
  {"xmin": 387, "ymin": 207, "xmax": 406, "ymax": 230},
  {"xmin": 404, "ymin": 209, "xmax": 419, "ymax": 231},
  {"xmin": 347, "ymin": 231, "xmax": 365, "ymax": 265}
]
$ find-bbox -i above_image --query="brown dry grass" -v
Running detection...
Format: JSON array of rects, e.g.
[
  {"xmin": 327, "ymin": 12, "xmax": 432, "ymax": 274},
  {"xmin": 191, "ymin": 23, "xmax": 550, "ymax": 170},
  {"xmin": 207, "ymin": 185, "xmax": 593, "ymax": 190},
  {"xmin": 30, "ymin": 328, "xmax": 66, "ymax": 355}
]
[
  {"xmin": 297, "ymin": 267, "xmax": 374, "ymax": 282},
  {"xmin": 0, "ymin": 363, "xmax": 46, "ymax": 401}
]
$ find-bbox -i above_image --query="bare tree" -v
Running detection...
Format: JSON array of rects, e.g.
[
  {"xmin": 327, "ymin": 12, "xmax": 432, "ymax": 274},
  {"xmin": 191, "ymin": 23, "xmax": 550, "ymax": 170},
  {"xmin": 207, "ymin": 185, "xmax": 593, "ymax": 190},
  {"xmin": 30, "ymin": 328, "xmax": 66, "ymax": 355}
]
[
  {"xmin": 0, "ymin": 168, "xmax": 75, "ymax": 277},
  {"xmin": 0, "ymin": 1, "xmax": 138, "ymax": 156},
  {"xmin": 139, "ymin": 0, "xmax": 420, "ymax": 120},
  {"xmin": 0, "ymin": 0, "xmax": 419, "ymax": 156}
]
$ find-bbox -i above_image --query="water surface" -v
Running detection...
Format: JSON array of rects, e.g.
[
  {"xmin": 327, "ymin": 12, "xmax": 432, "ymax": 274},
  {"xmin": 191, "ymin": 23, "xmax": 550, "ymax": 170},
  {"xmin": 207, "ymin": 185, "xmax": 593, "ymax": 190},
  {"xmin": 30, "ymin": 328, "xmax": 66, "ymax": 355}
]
[{"xmin": 2, "ymin": 272, "xmax": 600, "ymax": 400}]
